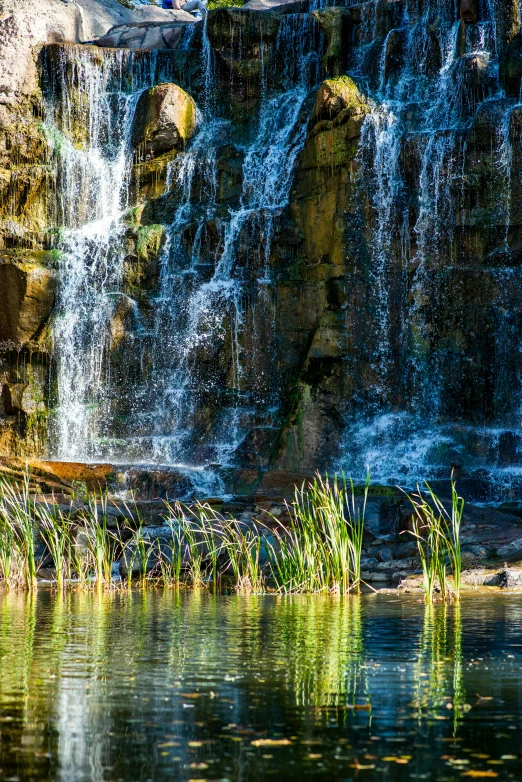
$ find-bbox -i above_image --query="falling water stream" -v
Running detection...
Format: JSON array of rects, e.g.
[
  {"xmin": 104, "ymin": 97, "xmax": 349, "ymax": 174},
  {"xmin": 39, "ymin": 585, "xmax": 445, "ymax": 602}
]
[
  {"xmin": 44, "ymin": 16, "xmax": 322, "ymax": 495},
  {"xmin": 42, "ymin": 1, "xmax": 522, "ymax": 501},
  {"xmin": 340, "ymin": 0, "xmax": 522, "ymax": 497}
]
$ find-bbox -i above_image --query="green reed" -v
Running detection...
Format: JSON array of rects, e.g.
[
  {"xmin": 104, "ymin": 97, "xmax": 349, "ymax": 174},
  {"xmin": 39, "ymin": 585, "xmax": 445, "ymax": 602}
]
[
  {"xmin": 77, "ymin": 493, "xmax": 118, "ymax": 586},
  {"xmin": 406, "ymin": 475, "xmax": 464, "ymax": 602},
  {"xmin": 37, "ymin": 500, "xmax": 72, "ymax": 590},
  {"xmin": 0, "ymin": 468, "xmax": 464, "ymax": 597},
  {"xmin": 220, "ymin": 517, "xmax": 264, "ymax": 591},
  {"xmin": 268, "ymin": 471, "xmax": 369, "ymax": 594},
  {"xmin": 0, "ymin": 472, "xmax": 39, "ymax": 589}
]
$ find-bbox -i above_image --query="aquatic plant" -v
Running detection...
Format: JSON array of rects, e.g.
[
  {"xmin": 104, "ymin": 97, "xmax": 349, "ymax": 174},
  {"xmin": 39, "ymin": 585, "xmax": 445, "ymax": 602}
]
[
  {"xmin": 220, "ymin": 517, "xmax": 264, "ymax": 592},
  {"xmin": 37, "ymin": 500, "xmax": 73, "ymax": 590},
  {"xmin": 406, "ymin": 475, "xmax": 464, "ymax": 602},
  {"xmin": 0, "ymin": 512, "xmax": 17, "ymax": 587},
  {"xmin": 77, "ymin": 493, "xmax": 119, "ymax": 586},
  {"xmin": 268, "ymin": 472, "xmax": 369, "ymax": 594},
  {"xmin": 0, "ymin": 472, "xmax": 39, "ymax": 589}
]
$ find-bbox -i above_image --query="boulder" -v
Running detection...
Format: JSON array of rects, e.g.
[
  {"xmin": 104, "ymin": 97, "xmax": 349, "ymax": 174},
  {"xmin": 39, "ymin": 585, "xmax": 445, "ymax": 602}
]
[
  {"xmin": 92, "ymin": 18, "xmax": 195, "ymax": 49},
  {"xmin": 132, "ymin": 83, "xmax": 198, "ymax": 159},
  {"xmin": 496, "ymin": 536, "xmax": 522, "ymax": 562},
  {"xmin": 498, "ymin": 568, "xmax": 522, "ymax": 589},
  {"xmin": 0, "ymin": 258, "xmax": 56, "ymax": 347},
  {"xmin": 311, "ymin": 75, "xmax": 368, "ymax": 125}
]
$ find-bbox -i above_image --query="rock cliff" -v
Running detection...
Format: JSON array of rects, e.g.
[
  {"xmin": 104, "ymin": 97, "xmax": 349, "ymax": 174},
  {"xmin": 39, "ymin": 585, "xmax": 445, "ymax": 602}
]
[{"xmin": 1, "ymin": 0, "xmax": 522, "ymax": 504}]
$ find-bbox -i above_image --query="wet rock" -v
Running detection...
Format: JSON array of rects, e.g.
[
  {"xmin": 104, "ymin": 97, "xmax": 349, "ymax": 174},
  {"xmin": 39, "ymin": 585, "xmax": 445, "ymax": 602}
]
[
  {"xmin": 0, "ymin": 258, "xmax": 56, "ymax": 347},
  {"xmin": 394, "ymin": 539, "xmax": 418, "ymax": 558},
  {"xmin": 499, "ymin": 501, "xmax": 522, "ymax": 518},
  {"xmin": 500, "ymin": 32, "xmax": 522, "ymax": 96},
  {"xmin": 377, "ymin": 546, "xmax": 394, "ymax": 563},
  {"xmin": 311, "ymin": 8, "xmax": 351, "ymax": 76},
  {"xmin": 32, "ymin": 460, "xmax": 115, "ymax": 492},
  {"xmin": 361, "ymin": 571, "xmax": 391, "ymax": 583},
  {"xmin": 377, "ymin": 557, "xmax": 416, "ymax": 571},
  {"xmin": 498, "ymin": 568, "xmax": 522, "ymax": 589},
  {"xmin": 132, "ymin": 83, "xmax": 197, "ymax": 159},
  {"xmin": 461, "ymin": 569, "xmax": 503, "ymax": 587},
  {"xmin": 311, "ymin": 75, "xmax": 368, "ymax": 125},
  {"xmin": 460, "ymin": 0, "xmax": 477, "ymax": 24},
  {"xmin": 496, "ymin": 536, "xmax": 522, "ymax": 562}
]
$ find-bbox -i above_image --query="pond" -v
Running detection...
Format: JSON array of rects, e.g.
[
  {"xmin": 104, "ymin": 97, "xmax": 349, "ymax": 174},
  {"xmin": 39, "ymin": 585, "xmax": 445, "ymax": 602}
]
[{"xmin": 0, "ymin": 591, "xmax": 521, "ymax": 781}]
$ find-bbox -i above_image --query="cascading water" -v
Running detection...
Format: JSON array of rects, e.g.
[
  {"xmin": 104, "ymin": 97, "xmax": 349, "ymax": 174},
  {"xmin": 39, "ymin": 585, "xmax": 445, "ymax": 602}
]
[
  {"xmin": 44, "ymin": 15, "xmax": 323, "ymax": 494},
  {"xmin": 40, "ymin": 0, "xmax": 522, "ymax": 503},
  {"xmin": 340, "ymin": 0, "xmax": 522, "ymax": 499}
]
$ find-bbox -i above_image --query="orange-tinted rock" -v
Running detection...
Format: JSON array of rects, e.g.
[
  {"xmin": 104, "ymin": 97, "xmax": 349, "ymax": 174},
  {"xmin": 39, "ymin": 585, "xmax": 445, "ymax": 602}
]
[{"xmin": 33, "ymin": 460, "xmax": 115, "ymax": 491}]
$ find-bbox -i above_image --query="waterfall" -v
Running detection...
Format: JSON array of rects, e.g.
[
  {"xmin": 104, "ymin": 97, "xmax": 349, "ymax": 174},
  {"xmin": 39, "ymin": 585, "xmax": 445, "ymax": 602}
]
[
  {"xmin": 44, "ymin": 14, "xmax": 322, "ymax": 494},
  {"xmin": 121, "ymin": 14, "xmax": 322, "ymax": 489},
  {"xmin": 341, "ymin": 0, "xmax": 522, "ymax": 497},
  {"xmin": 40, "ymin": 1, "xmax": 522, "ymax": 502}
]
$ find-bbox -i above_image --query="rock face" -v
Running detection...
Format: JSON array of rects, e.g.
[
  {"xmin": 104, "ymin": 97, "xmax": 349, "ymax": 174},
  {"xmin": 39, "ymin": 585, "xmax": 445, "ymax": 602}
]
[
  {"xmin": 0, "ymin": 258, "xmax": 56, "ymax": 346},
  {"xmin": 0, "ymin": 0, "xmax": 194, "ymax": 459},
  {"xmin": 3, "ymin": 0, "xmax": 522, "ymax": 509}
]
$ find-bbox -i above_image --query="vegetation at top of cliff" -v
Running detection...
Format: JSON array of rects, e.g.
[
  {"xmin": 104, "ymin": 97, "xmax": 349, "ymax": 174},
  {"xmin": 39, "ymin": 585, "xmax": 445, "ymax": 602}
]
[{"xmin": 208, "ymin": 0, "xmax": 245, "ymax": 9}]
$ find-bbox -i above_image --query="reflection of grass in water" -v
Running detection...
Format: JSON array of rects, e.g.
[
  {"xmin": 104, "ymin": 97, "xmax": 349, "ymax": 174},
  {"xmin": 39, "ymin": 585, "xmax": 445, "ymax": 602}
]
[
  {"xmin": 274, "ymin": 596, "xmax": 369, "ymax": 713},
  {"xmin": 413, "ymin": 603, "xmax": 465, "ymax": 732}
]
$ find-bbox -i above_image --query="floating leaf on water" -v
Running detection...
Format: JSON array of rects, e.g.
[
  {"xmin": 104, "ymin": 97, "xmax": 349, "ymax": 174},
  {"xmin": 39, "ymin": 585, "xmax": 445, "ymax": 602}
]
[
  {"xmin": 251, "ymin": 739, "xmax": 292, "ymax": 747},
  {"xmin": 188, "ymin": 741, "xmax": 203, "ymax": 747}
]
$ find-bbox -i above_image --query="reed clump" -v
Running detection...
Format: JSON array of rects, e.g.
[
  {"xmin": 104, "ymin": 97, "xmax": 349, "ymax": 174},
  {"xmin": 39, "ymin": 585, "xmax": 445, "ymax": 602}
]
[
  {"xmin": 268, "ymin": 472, "xmax": 368, "ymax": 594},
  {"xmin": 405, "ymin": 475, "xmax": 464, "ymax": 603},
  {"xmin": 0, "ymin": 468, "xmax": 464, "ymax": 597}
]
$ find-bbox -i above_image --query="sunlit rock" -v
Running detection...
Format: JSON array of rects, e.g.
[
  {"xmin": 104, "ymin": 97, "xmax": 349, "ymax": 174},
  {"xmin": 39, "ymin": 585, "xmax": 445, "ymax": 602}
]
[
  {"xmin": 132, "ymin": 82, "xmax": 198, "ymax": 159},
  {"xmin": 0, "ymin": 257, "xmax": 56, "ymax": 346}
]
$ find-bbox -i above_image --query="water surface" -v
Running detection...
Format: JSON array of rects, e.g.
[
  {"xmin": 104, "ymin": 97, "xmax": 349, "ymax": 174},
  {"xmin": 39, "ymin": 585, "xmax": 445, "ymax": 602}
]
[{"xmin": 0, "ymin": 591, "xmax": 521, "ymax": 780}]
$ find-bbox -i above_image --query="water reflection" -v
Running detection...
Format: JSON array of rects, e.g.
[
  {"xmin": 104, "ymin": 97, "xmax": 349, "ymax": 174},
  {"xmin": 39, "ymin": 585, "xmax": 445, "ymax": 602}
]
[
  {"xmin": 413, "ymin": 603, "xmax": 466, "ymax": 732},
  {"xmin": 0, "ymin": 592, "xmax": 520, "ymax": 781}
]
